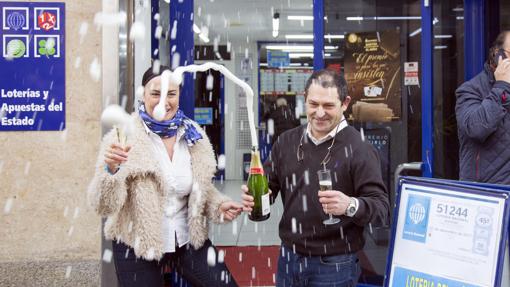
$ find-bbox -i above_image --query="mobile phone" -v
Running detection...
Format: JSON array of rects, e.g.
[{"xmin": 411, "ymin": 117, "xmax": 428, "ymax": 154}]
[{"xmin": 494, "ymin": 48, "xmax": 508, "ymax": 66}]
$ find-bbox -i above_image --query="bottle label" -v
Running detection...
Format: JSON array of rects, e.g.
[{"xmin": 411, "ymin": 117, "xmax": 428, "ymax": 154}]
[
  {"xmin": 250, "ymin": 167, "xmax": 264, "ymax": 175},
  {"xmin": 261, "ymin": 193, "xmax": 270, "ymax": 216}
]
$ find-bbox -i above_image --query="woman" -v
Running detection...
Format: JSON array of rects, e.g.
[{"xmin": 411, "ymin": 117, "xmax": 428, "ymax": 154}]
[{"xmin": 88, "ymin": 65, "xmax": 242, "ymax": 286}]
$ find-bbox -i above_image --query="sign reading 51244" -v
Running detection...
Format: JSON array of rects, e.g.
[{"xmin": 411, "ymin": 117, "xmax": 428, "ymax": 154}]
[{"xmin": 436, "ymin": 203, "xmax": 468, "ymax": 218}]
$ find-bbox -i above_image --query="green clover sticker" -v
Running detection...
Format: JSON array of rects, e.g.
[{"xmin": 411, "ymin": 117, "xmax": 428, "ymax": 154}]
[{"xmin": 38, "ymin": 39, "xmax": 56, "ymax": 57}]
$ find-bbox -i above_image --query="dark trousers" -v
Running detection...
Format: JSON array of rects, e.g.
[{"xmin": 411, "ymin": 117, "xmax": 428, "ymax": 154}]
[
  {"xmin": 112, "ymin": 240, "xmax": 238, "ymax": 287},
  {"xmin": 276, "ymin": 244, "xmax": 361, "ymax": 287}
]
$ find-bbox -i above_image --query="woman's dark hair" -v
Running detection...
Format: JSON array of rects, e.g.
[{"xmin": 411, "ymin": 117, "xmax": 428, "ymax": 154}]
[
  {"xmin": 304, "ymin": 69, "xmax": 348, "ymax": 102},
  {"xmin": 488, "ymin": 30, "xmax": 510, "ymax": 71},
  {"xmin": 141, "ymin": 64, "xmax": 171, "ymax": 86}
]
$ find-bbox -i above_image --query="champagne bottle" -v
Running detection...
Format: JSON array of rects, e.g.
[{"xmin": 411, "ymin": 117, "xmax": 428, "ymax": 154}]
[{"xmin": 247, "ymin": 146, "xmax": 270, "ymax": 221}]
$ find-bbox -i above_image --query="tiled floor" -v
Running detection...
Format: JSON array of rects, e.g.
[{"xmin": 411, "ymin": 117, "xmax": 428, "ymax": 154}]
[
  {"xmin": 210, "ymin": 180, "xmax": 281, "ymax": 286},
  {"xmin": 210, "ymin": 180, "xmax": 390, "ymax": 287}
]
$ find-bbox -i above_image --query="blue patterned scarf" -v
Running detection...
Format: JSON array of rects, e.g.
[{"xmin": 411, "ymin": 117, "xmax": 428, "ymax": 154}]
[{"xmin": 138, "ymin": 104, "xmax": 203, "ymax": 146}]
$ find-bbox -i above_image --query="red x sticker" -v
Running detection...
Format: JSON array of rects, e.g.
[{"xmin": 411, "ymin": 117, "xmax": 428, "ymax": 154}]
[{"xmin": 37, "ymin": 11, "xmax": 56, "ymax": 31}]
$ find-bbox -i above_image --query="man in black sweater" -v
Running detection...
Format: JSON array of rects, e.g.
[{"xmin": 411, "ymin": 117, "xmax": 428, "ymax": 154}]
[{"xmin": 242, "ymin": 69, "xmax": 389, "ymax": 287}]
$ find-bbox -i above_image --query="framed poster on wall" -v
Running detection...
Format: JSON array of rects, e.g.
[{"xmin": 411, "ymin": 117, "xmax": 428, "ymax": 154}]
[{"xmin": 344, "ymin": 30, "xmax": 401, "ymax": 122}]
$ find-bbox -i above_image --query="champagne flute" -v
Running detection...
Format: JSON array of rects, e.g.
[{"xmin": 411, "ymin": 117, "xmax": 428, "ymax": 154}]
[{"xmin": 317, "ymin": 169, "xmax": 340, "ymax": 225}]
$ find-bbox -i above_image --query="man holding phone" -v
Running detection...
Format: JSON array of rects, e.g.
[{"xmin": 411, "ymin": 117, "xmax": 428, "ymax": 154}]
[{"xmin": 456, "ymin": 30, "xmax": 510, "ymax": 184}]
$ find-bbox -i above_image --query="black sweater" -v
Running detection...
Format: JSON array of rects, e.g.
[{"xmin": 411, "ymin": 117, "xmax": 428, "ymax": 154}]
[{"xmin": 265, "ymin": 125, "xmax": 389, "ymax": 256}]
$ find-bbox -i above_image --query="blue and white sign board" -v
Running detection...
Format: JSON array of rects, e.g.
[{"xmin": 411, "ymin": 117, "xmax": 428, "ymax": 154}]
[
  {"xmin": 267, "ymin": 50, "xmax": 290, "ymax": 68},
  {"xmin": 0, "ymin": 2, "xmax": 65, "ymax": 131},
  {"xmin": 194, "ymin": 107, "xmax": 213, "ymax": 125},
  {"xmin": 386, "ymin": 177, "xmax": 510, "ymax": 287}
]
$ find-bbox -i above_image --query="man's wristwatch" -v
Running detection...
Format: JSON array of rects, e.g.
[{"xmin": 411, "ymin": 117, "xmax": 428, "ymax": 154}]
[{"xmin": 345, "ymin": 197, "xmax": 359, "ymax": 217}]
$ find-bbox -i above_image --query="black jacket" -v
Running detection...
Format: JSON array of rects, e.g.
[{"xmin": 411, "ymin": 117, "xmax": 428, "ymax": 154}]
[{"xmin": 456, "ymin": 63, "xmax": 510, "ymax": 183}]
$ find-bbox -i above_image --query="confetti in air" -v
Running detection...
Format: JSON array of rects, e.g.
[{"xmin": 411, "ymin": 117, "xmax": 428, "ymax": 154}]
[
  {"xmin": 78, "ymin": 22, "xmax": 88, "ymax": 44},
  {"xmin": 291, "ymin": 217, "xmax": 297, "ymax": 233},
  {"xmin": 89, "ymin": 57, "xmax": 101, "ymax": 82},
  {"xmin": 171, "ymin": 52, "xmax": 181, "ymax": 70},
  {"xmin": 73, "ymin": 207, "xmax": 80, "ymax": 219},
  {"xmin": 267, "ymin": 119, "xmax": 274, "ymax": 135},
  {"xmin": 135, "ymin": 86, "xmax": 144, "ymax": 102},
  {"xmin": 206, "ymin": 74, "xmax": 214, "ymax": 90},
  {"xmin": 4, "ymin": 197, "xmax": 13, "ymax": 214},
  {"xmin": 217, "ymin": 154, "xmax": 226, "ymax": 170},
  {"xmin": 232, "ymin": 219, "xmax": 238, "ymax": 235},
  {"xmin": 154, "ymin": 25, "xmax": 163, "ymax": 39},
  {"xmin": 67, "ymin": 226, "xmax": 74, "ymax": 237},
  {"xmin": 170, "ymin": 20, "xmax": 178, "ymax": 40},
  {"xmin": 218, "ymin": 249, "xmax": 225, "ymax": 263},
  {"xmin": 93, "ymin": 11, "xmax": 127, "ymax": 28},
  {"xmin": 102, "ymin": 249, "xmax": 113, "ymax": 263},
  {"xmin": 302, "ymin": 195, "xmax": 308, "ymax": 212},
  {"xmin": 207, "ymin": 246, "xmax": 217, "ymax": 266},
  {"xmin": 65, "ymin": 266, "xmax": 72, "ymax": 279},
  {"xmin": 129, "ymin": 21, "xmax": 146, "ymax": 41},
  {"xmin": 74, "ymin": 57, "xmax": 81, "ymax": 69},
  {"xmin": 152, "ymin": 60, "xmax": 161, "ymax": 75},
  {"xmin": 24, "ymin": 161, "xmax": 31, "ymax": 175}
]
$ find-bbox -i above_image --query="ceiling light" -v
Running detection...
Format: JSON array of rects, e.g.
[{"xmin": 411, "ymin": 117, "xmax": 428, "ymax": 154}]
[
  {"xmin": 347, "ymin": 16, "xmax": 421, "ymax": 21},
  {"xmin": 272, "ymin": 12, "xmax": 280, "ymax": 38},
  {"xmin": 409, "ymin": 17, "xmax": 439, "ymax": 37},
  {"xmin": 287, "ymin": 15, "xmax": 313, "ymax": 21},
  {"xmin": 285, "ymin": 34, "xmax": 314, "ymax": 39},
  {"xmin": 266, "ymin": 45, "xmax": 338, "ymax": 51},
  {"xmin": 346, "ymin": 16, "xmax": 364, "ymax": 21},
  {"xmin": 324, "ymin": 34, "xmax": 344, "ymax": 39},
  {"xmin": 284, "ymin": 34, "xmax": 345, "ymax": 40},
  {"xmin": 289, "ymin": 53, "xmax": 331, "ymax": 58},
  {"xmin": 287, "ymin": 15, "xmax": 327, "ymax": 21},
  {"xmin": 434, "ymin": 34, "xmax": 452, "ymax": 39}
]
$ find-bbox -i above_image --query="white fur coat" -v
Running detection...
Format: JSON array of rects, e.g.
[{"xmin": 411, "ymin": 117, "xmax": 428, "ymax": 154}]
[{"xmin": 87, "ymin": 114, "xmax": 230, "ymax": 261}]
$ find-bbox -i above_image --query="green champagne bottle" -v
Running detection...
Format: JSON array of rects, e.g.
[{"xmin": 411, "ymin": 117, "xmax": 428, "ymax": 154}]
[{"xmin": 247, "ymin": 146, "xmax": 270, "ymax": 221}]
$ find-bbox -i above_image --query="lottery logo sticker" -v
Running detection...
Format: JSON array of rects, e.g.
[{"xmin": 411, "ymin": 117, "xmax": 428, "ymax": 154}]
[{"xmin": 2, "ymin": 7, "xmax": 29, "ymax": 31}]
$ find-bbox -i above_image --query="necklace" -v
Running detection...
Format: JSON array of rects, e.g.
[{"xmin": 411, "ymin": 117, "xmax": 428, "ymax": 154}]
[{"xmin": 296, "ymin": 119, "xmax": 345, "ymax": 169}]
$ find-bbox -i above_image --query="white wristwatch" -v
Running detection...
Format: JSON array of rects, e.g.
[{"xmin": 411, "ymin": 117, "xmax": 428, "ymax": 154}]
[{"xmin": 345, "ymin": 197, "xmax": 359, "ymax": 217}]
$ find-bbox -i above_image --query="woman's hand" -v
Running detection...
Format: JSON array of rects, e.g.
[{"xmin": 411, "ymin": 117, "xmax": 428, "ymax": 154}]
[
  {"xmin": 104, "ymin": 143, "xmax": 131, "ymax": 173},
  {"xmin": 219, "ymin": 201, "xmax": 243, "ymax": 222},
  {"xmin": 241, "ymin": 185, "xmax": 272, "ymax": 213}
]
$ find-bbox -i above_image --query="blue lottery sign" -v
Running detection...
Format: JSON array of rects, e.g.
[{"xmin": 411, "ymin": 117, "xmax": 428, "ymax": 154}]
[
  {"xmin": 194, "ymin": 107, "xmax": 213, "ymax": 125},
  {"xmin": 267, "ymin": 50, "xmax": 290, "ymax": 68},
  {"xmin": 0, "ymin": 2, "xmax": 65, "ymax": 131}
]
